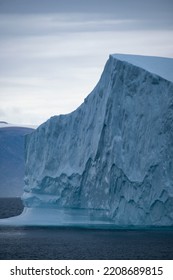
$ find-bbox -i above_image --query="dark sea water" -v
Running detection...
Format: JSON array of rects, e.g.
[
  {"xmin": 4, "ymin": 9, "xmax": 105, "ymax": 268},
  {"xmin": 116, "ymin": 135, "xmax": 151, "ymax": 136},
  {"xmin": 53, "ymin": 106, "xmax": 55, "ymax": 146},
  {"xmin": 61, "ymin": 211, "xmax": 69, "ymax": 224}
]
[
  {"xmin": 0, "ymin": 198, "xmax": 173, "ymax": 260},
  {"xmin": 0, "ymin": 197, "xmax": 23, "ymax": 218}
]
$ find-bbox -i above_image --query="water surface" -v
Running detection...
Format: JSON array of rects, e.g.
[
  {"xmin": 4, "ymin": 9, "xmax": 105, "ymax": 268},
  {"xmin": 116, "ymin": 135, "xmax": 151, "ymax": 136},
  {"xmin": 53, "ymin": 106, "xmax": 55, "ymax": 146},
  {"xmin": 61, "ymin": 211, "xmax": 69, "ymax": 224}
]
[
  {"xmin": 0, "ymin": 226, "xmax": 173, "ymax": 259},
  {"xmin": 0, "ymin": 198, "xmax": 173, "ymax": 260}
]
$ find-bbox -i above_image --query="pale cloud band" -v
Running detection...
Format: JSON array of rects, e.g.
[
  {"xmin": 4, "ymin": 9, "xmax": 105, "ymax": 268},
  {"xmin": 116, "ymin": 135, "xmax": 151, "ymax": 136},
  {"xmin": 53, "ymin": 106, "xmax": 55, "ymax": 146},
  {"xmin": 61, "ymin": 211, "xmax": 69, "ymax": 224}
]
[{"xmin": 0, "ymin": 0, "xmax": 173, "ymax": 125}]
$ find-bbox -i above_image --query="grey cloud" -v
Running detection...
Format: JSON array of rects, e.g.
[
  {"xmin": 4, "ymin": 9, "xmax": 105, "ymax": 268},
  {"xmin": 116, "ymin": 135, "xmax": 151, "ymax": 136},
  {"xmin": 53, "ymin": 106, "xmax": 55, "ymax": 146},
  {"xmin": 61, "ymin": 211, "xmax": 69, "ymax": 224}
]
[
  {"xmin": 0, "ymin": 14, "xmax": 141, "ymax": 37},
  {"xmin": 0, "ymin": 12, "xmax": 173, "ymax": 40},
  {"xmin": 0, "ymin": 0, "xmax": 173, "ymax": 125},
  {"xmin": 0, "ymin": 0, "xmax": 173, "ymax": 23}
]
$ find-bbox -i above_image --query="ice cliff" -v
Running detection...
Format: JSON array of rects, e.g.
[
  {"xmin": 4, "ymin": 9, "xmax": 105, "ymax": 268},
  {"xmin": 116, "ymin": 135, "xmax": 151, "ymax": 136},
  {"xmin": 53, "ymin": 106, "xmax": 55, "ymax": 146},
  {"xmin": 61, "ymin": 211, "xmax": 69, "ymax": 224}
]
[{"xmin": 23, "ymin": 54, "xmax": 173, "ymax": 226}]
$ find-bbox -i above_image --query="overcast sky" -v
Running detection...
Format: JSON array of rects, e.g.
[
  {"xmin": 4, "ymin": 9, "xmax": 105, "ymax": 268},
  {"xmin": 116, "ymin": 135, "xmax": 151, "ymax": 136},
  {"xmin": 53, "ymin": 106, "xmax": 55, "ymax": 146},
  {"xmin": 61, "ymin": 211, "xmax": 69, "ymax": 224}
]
[{"xmin": 0, "ymin": 0, "xmax": 173, "ymax": 125}]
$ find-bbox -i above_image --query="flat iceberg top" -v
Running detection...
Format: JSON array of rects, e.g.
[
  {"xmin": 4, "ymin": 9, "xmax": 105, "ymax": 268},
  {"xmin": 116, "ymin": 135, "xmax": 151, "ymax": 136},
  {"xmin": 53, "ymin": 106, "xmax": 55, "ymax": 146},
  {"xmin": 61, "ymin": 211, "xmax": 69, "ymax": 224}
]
[{"xmin": 112, "ymin": 54, "xmax": 173, "ymax": 83}]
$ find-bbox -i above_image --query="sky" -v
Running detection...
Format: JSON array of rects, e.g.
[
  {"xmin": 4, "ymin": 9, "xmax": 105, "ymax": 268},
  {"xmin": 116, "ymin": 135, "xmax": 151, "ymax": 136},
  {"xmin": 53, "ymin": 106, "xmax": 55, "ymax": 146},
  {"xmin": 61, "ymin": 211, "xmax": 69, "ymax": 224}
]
[{"xmin": 0, "ymin": 0, "xmax": 173, "ymax": 125}]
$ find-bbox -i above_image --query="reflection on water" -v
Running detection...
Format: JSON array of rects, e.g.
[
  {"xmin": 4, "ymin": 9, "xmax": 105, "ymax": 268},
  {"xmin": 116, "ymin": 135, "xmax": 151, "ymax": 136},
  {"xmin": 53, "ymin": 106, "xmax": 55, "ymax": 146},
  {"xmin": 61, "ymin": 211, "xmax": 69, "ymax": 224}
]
[
  {"xmin": 0, "ymin": 198, "xmax": 173, "ymax": 260},
  {"xmin": 0, "ymin": 227, "xmax": 27, "ymax": 237},
  {"xmin": 0, "ymin": 226, "xmax": 173, "ymax": 260}
]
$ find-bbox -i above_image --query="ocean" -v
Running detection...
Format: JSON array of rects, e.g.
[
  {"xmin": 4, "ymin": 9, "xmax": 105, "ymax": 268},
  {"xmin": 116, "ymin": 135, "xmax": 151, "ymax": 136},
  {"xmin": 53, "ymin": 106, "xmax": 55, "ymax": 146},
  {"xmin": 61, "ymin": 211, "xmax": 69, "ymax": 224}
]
[{"xmin": 0, "ymin": 198, "xmax": 173, "ymax": 260}]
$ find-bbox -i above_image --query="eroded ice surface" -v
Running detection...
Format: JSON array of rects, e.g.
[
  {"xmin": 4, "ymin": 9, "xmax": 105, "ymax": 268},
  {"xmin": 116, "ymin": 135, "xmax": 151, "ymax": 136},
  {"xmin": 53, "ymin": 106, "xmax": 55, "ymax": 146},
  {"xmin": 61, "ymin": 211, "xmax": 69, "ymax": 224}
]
[{"xmin": 1, "ymin": 54, "xmax": 173, "ymax": 227}]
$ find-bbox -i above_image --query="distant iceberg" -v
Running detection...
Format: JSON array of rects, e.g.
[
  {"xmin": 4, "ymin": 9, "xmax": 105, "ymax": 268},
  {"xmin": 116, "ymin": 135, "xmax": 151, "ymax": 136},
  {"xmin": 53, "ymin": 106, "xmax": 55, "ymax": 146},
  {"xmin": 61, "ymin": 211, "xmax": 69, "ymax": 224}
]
[
  {"xmin": 1, "ymin": 54, "xmax": 173, "ymax": 227},
  {"xmin": 0, "ymin": 123, "xmax": 34, "ymax": 197}
]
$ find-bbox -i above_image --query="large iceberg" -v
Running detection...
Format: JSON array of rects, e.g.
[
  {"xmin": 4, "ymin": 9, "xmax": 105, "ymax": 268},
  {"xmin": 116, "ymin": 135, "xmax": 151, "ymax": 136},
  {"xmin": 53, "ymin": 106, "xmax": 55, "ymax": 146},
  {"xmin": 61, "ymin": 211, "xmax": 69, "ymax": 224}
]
[{"xmin": 2, "ymin": 54, "xmax": 173, "ymax": 227}]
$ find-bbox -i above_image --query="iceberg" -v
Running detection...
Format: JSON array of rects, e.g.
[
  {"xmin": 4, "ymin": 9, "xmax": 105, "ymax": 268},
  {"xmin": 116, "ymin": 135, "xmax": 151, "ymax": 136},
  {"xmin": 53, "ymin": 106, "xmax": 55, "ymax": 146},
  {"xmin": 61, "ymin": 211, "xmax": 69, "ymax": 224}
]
[
  {"xmin": 0, "ymin": 123, "xmax": 34, "ymax": 197},
  {"xmin": 1, "ymin": 54, "xmax": 173, "ymax": 227}
]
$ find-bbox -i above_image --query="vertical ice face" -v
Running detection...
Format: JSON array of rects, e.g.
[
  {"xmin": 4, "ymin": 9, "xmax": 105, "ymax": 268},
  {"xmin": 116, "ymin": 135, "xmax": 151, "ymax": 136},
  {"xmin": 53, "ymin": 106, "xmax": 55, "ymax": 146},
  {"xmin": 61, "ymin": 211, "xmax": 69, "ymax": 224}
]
[{"xmin": 23, "ymin": 55, "xmax": 173, "ymax": 226}]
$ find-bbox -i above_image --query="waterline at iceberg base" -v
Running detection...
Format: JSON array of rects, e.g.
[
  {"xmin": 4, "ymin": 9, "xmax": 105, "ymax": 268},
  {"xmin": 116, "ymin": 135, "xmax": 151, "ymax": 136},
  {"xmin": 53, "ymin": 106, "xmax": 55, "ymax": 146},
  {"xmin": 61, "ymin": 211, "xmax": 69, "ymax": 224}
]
[
  {"xmin": 1, "ymin": 54, "xmax": 173, "ymax": 228},
  {"xmin": 0, "ymin": 207, "xmax": 173, "ymax": 229},
  {"xmin": 0, "ymin": 207, "xmax": 116, "ymax": 227}
]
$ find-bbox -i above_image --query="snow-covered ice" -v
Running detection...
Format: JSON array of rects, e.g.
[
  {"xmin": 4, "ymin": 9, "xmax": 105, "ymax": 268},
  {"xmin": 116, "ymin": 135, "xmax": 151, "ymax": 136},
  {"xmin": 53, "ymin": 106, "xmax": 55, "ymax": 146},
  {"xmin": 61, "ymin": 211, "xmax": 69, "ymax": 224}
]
[
  {"xmin": 112, "ymin": 54, "xmax": 173, "ymax": 83},
  {"xmin": 1, "ymin": 54, "xmax": 173, "ymax": 227}
]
